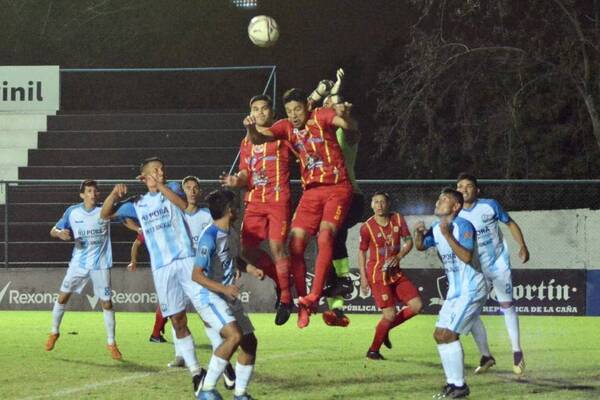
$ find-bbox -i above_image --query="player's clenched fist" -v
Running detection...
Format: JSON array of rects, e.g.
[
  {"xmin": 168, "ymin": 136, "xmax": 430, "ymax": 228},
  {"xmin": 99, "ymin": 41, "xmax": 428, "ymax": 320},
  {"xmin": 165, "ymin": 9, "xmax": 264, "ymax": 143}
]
[
  {"xmin": 223, "ymin": 284, "xmax": 240, "ymax": 301},
  {"xmin": 110, "ymin": 184, "xmax": 128, "ymax": 200},
  {"xmin": 243, "ymin": 115, "xmax": 257, "ymax": 128}
]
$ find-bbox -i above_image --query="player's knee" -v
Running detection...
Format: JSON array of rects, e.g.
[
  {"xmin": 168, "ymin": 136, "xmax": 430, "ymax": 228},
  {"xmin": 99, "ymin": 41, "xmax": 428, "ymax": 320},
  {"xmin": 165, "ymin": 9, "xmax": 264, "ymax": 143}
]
[
  {"xmin": 289, "ymin": 236, "xmax": 307, "ymax": 257},
  {"xmin": 499, "ymin": 301, "xmax": 513, "ymax": 309},
  {"xmin": 241, "ymin": 333, "xmax": 258, "ymax": 355},
  {"xmin": 409, "ymin": 297, "xmax": 423, "ymax": 314},
  {"xmin": 269, "ymin": 241, "xmax": 287, "ymax": 260},
  {"xmin": 317, "ymin": 228, "xmax": 334, "ymax": 248},
  {"xmin": 58, "ymin": 292, "xmax": 71, "ymax": 304},
  {"xmin": 100, "ymin": 300, "xmax": 113, "ymax": 310},
  {"xmin": 382, "ymin": 308, "xmax": 396, "ymax": 321}
]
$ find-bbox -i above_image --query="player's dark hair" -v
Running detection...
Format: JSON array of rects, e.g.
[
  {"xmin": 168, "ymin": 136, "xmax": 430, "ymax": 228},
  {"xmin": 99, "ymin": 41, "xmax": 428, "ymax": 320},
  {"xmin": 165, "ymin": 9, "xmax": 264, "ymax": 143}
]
[
  {"xmin": 456, "ymin": 172, "xmax": 478, "ymax": 188},
  {"xmin": 139, "ymin": 157, "xmax": 164, "ymax": 173},
  {"xmin": 441, "ymin": 187, "xmax": 464, "ymax": 209},
  {"xmin": 79, "ymin": 179, "xmax": 98, "ymax": 193},
  {"xmin": 249, "ymin": 94, "xmax": 273, "ymax": 109},
  {"xmin": 206, "ymin": 189, "xmax": 236, "ymax": 220},
  {"xmin": 283, "ymin": 88, "xmax": 307, "ymax": 105},
  {"xmin": 181, "ymin": 175, "xmax": 200, "ymax": 187},
  {"xmin": 372, "ymin": 191, "xmax": 391, "ymax": 201}
]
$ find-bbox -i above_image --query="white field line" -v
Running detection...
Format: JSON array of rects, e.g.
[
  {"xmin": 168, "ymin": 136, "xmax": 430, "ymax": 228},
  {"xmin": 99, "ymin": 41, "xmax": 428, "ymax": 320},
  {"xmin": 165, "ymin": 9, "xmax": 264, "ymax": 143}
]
[{"xmin": 18, "ymin": 351, "xmax": 317, "ymax": 400}]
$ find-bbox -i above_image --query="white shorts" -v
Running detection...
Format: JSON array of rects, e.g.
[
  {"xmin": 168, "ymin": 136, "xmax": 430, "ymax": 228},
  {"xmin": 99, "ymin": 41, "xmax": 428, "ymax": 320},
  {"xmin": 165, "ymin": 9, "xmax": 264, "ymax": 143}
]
[
  {"xmin": 198, "ymin": 296, "xmax": 254, "ymax": 345},
  {"xmin": 436, "ymin": 291, "xmax": 487, "ymax": 335},
  {"xmin": 60, "ymin": 267, "xmax": 112, "ymax": 301},
  {"xmin": 152, "ymin": 257, "xmax": 201, "ymax": 317},
  {"xmin": 483, "ymin": 250, "xmax": 514, "ymax": 303}
]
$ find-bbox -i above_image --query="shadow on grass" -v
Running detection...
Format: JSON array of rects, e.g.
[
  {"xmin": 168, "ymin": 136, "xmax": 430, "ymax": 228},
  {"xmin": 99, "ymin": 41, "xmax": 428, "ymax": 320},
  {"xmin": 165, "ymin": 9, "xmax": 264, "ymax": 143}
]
[{"xmin": 55, "ymin": 357, "xmax": 162, "ymax": 373}]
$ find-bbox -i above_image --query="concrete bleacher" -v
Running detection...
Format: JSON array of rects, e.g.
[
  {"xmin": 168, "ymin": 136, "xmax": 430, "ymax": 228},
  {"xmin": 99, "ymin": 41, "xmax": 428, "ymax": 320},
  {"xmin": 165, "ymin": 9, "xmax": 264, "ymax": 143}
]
[{"xmin": 3, "ymin": 111, "xmax": 245, "ymax": 266}]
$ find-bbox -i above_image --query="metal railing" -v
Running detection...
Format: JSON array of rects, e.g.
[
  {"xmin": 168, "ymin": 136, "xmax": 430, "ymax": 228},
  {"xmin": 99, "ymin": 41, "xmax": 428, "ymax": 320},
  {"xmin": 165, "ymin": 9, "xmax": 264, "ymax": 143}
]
[{"xmin": 1, "ymin": 178, "xmax": 599, "ymax": 267}]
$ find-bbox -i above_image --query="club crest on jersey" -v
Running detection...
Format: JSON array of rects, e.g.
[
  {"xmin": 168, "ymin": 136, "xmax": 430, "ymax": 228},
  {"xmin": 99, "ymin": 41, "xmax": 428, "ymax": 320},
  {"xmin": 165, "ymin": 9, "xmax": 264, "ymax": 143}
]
[
  {"xmin": 393, "ymin": 226, "xmax": 399, "ymax": 232},
  {"xmin": 252, "ymin": 144, "xmax": 265, "ymax": 153},
  {"xmin": 482, "ymin": 213, "xmax": 495, "ymax": 222}
]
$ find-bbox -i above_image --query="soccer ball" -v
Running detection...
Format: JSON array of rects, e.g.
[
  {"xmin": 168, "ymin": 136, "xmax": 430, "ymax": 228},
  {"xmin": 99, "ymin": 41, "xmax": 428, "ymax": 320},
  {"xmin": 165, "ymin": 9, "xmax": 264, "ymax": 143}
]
[{"xmin": 248, "ymin": 15, "xmax": 279, "ymax": 48}]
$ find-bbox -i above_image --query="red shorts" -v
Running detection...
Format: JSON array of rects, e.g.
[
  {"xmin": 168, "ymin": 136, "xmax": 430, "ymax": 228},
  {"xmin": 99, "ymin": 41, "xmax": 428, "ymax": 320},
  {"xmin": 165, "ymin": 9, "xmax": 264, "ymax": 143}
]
[
  {"xmin": 370, "ymin": 274, "xmax": 420, "ymax": 309},
  {"xmin": 291, "ymin": 183, "xmax": 353, "ymax": 235},
  {"xmin": 241, "ymin": 202, "xmax": 290, "ymax": 247}
]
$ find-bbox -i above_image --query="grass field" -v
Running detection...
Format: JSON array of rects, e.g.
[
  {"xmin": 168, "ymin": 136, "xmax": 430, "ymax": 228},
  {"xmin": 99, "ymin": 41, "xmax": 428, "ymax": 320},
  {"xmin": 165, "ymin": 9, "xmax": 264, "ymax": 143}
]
[{"xmin": 1, "ymin": 311, "xmax": 599, "ymax": 400}]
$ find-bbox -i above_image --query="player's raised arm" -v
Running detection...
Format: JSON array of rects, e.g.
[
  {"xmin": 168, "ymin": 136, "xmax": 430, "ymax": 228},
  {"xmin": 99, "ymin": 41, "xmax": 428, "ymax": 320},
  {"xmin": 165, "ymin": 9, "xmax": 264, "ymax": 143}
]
[
  {"xmin": 100, "ymin": 184, "xmax": 128, "ymax": 220},
  {"xmin": 143, "ymin": 174, "xmax": 187, "ymax": 211},
  {"xmin": 440, "ymin": 218, "xmax": 474, "ymax": 264},
  {"xmin": 414, "ymin": 220, "xmax": 430, "ymax": 251},
  {"xmin": 331, "ymin": 102, "xmax": 358, "ymax": 132},
  {"xmin": 245, "ymin": 115, "xmax": 275, "ymax": 145}
]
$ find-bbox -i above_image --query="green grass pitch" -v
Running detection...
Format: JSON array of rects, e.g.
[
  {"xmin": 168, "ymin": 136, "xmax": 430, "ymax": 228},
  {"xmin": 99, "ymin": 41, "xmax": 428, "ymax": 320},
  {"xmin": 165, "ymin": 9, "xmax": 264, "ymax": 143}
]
[{"xmin": 2, "ymin": 311, "xmax": 599, "ymax": 399}]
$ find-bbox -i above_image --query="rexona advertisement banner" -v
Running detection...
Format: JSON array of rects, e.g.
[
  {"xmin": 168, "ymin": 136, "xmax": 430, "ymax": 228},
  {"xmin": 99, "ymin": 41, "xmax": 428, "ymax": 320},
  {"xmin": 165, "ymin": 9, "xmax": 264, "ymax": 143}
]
[
  {"xmin": 0, "ymin": 66, "xmax": 59, "ymax": 112},
  {"xmin": 0, "ymin": 268, "xmax": 587, "ymax": 316}
]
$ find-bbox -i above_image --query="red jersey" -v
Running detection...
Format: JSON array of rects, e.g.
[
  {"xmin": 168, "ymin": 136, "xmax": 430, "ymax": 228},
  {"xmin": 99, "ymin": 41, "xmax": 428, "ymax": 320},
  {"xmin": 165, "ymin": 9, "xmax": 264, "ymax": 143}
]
[
  {"xmin": 359, "ymin": 213, "xmax": 411, "ymax": 285},
  {"xmin": 269, "ymin": 107, "xmax": 349, "ymax": 188},
  {"xmin": 238, "ymin": 136, "xmax": 291, "ymax": 204}
]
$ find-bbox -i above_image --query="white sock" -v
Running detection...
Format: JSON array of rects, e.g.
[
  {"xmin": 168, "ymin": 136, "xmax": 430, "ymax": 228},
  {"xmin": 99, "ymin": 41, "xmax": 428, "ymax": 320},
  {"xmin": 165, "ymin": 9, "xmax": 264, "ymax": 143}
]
[
  {"xmin": 437, "ymin": 341, "xmax": 465, "ymax": 387},
  {"xmin": 203, "ymin": 355, "xmax": 228, "ymax": 391},
  {"xmin": 51, "ymin": 302, "xmax": 65, "ymax": 334},
  {"xmin": 502, "ymin": 306, "xmax": 522, "ymax": 352},
  {"xmin": 204, "ymin": 327, "xmax": 224, "ymax": 351},
  {"xmin": 171, "ymin": 327, "xmax": 181, "ymax": 357},
  {"xmin": 234, "ymin": 362, "xmax": 254, "ymax": 396},
  {"xmin": 103, "ymin": 309, "xmax": 116, "ymax": 345},
  {"xmin": 174, "ymin": 334, "xmax": 201, "ymax": 376},
  {"xmin": 470, "ymin": 316, "xmax": 491, "ymax": 357}
]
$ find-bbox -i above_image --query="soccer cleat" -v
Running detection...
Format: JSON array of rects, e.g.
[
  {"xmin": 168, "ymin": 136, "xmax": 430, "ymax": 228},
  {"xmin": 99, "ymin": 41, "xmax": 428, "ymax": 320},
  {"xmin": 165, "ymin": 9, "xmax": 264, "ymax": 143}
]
[
  {"xmin": 193, "ymin": 368, "xmax": 207, "ymax": 397},
  {"xmin": 45, "ymin": 333, "xmax": 60, "ymax": 351},
  {"xmin": 233, "ymin": 394, "xmax": 254, "ymax": 400},
  {"xmin": 297, "ymin": 305, "xmax": 311, "ymax": 329},
  {"xmin": 297, "ymin": 293, "xmax": 319, "ymax": 308},
  {"xmin": 322, "ymin": 309, "xmax": 350, "ymax": 327},
  {"xmin": 275, "ymin": 302, "xmax": 292, "ymax": 326},
  {"xmin": 432, "ymin": 383, "xmax": 470, "ymax": 398},
  {"xmin": 513, "ymin": 351, "xmax": 525, "ymax": 375},
  {"xmin": 107, "ymin": 343, "xmax": 122, "ymax": 360},
  {"xmin": 197, "ymin": 389, "xmax": 223, "ymax": 400},
  {"xmin": 167, "ymin": 356, "xmax": 186, "ymax": 368},
  {"xmin": 474, "ymin": 355, "xmax": 496, "ymax": 374},
  {"xmin": 149, "ymin": 334, "xmax": 168, "ymax": 343},
  {"xmin": 383, "ymin": 333, "xmax": 392, "ymax": 349},
  {"xmin": 366, "ymin": 350, "xmax": 385, "ymax": 360},
  {"xmin": 223, "ymin": 362, "xmax": 236, "ymax": 390}
]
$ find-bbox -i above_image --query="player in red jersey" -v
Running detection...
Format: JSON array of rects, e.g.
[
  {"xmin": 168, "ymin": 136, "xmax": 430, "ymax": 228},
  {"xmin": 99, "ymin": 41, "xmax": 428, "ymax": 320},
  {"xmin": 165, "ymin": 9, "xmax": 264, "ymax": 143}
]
[
  {"xmin": 221, "ymin": 94, "xmax": 294, "ymax": 325},
  {"xmin": 358, "ymin": 192, "xmax": 423, "ymax": 359},
  {"xmin": 245, "ymin": 88, "xmax": 357, "ymax": 328}
]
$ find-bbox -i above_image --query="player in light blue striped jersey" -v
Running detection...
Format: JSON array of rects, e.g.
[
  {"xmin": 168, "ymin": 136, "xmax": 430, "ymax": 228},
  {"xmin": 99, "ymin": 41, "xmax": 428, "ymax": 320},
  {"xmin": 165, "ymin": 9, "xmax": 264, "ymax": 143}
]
[
  {"xmin": 415, "ymin": 188, "xmax": 487, "ymax": 399},
  {"xmin": 192, "ymin": 189, "xmax": 257, "ymax": 400},
  {"xmin": 456, "ymin": 173, "xmax": 529, "ymax": 375},
  {"xmin": 45, "ymin": 179, "xmax": 121, "ymax": 360},
  {"xmin": 100, "ymin": 157, "xmax": 206, "ymax": 397}
]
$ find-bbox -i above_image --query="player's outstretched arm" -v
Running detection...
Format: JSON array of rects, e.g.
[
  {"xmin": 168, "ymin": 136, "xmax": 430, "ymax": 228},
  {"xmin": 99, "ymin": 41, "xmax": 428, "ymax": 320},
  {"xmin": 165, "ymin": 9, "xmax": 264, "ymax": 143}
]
[
  {"xmin": 506, "ymin": 219, "xmax": 530, "ymax": 263},
  {"xmin": 245, "ymin": 115, "xmax": 275, "ymax": 145},
  {"xmin": 192, "ymin": 267, "xmax": 240, "ymax": 301},
  {"xmin": 122, "ymin": 218, "xmax": 141, "ymax": 233},
  {"xmin": 220, "ymin": 170, "xmax": 248, "ymax": 188},
  {"xmin": 100, "ymin": 184, "xmax": 128, "ymax": 220}
]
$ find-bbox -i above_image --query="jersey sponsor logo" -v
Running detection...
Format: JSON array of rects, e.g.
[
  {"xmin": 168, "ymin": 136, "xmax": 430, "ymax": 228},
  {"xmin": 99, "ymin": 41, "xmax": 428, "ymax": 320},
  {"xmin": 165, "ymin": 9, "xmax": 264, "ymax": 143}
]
[
  {"xmin": 482, "ymin": 213, "xmax": 495, "ymax": 222},
  {"xmin": 141, "ymin": 206, "xmax": 170, "ymax": 222}
]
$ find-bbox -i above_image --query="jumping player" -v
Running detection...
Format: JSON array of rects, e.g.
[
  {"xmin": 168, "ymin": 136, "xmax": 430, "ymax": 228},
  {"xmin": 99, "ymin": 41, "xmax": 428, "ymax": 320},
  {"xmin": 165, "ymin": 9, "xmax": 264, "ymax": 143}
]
[
  {"xmin": 245, "ymin": 88, "xmax": 357, "ymax": 328},
  {"xmin": 45, "ymin": 179, "xmax": 121, "ymax": 360},
  {"xmin": 193, "ymin": 189, "xmax": 257, "ymax": 400},
  {"xmin": 221, "ymin": 94, "xmax": 293, "ymax": 326},
  {"xmin": 100, "ymin": 158, "xmax": 206, "ymax": 397},
  {"xmin": 358, "ymin": 192, "xmax": 422, "ymax": 359},
  {"xmin": 456, "ymin": 173, "xmax": 529, "ymax": 375},
  {"xmin": 415, "ymin": 188, "xmax": 487, "ymax": 399}
]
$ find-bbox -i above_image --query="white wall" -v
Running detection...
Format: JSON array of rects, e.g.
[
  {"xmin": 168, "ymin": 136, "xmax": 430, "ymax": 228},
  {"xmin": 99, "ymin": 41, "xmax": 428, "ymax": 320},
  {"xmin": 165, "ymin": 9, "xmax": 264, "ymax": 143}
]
[{"xmin": 344, "ymin": 209, "xmax": 600, "ymax": 270}]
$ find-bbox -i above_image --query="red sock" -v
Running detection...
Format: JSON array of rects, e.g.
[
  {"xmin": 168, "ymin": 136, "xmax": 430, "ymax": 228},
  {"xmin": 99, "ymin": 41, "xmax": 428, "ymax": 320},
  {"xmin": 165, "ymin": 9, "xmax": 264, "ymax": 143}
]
[
  {"xmin": 390, "ymin": 307, "xmax": 417, "ymax": 329},
  {"xmin": 310, "ymin": 229, "xmax": 335, "ymax": 298},
  {"xmin": 152, "ymin": 306, "xmax": 167, "ymax": 337},
  {"xmin": 290, "ymin": 236, "xmax": 308, "ymax": 297},
  {"xmin": 275, "ymin": 257, "xmax": 292, "ymax": 304},
  {"xmin": 369, "ymin": 318, "xmax": 393, "ymax": 352},
  {"xmin": 255, "ymin": 250, "xmax": 277, "ymax": 283}
]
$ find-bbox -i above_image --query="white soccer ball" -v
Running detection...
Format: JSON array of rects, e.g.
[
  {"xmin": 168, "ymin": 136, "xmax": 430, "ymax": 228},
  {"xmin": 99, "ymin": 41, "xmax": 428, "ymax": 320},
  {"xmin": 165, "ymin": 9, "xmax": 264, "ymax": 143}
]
[{"xmin": 248, "ymin": 15, "xmax": 279, "ymax": 48}]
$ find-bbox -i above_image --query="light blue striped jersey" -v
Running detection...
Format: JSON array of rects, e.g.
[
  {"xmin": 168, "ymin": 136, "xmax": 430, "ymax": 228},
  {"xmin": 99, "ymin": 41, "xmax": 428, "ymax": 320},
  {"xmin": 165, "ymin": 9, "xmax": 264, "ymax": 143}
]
[
  {"xmin": 114, "ymin": 182, "xmax": 194, "ymax": 270},
  {"xmin": 183, "ymin": 207, "xmax": 213, "ymax": 250},
  {"xmin": 55, "ymin": 203, "xmax": 112, "ymax": 270},
  {"xmin": 422, "ymin": 217, "xmax": 485, "ymax": 300},
  {"xmin": 458, "ymin": 198, "xmax": 510, "ymax": 268},
  {"xmin": 194, "ymin": 224, "xmax": 235, "ymax": 305}
]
